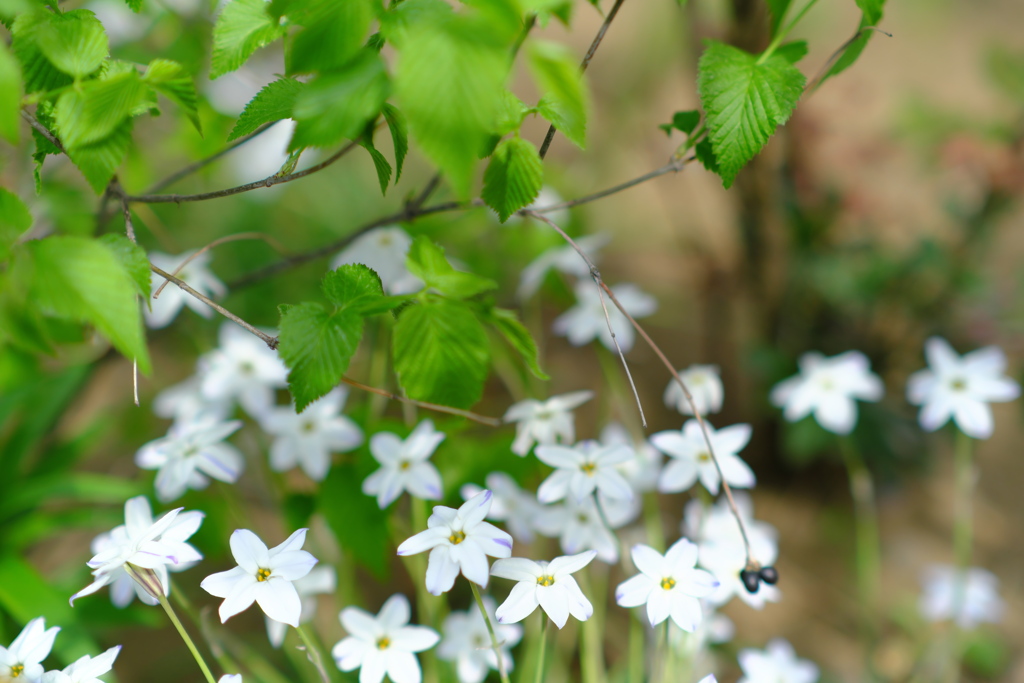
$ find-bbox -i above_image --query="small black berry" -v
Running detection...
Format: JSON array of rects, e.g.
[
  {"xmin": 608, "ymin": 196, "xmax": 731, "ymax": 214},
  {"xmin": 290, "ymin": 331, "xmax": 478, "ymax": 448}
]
[
  {"xmin": 759, "ymin": 566, "xmax": 779, "ymax": 585},
  {"xmin": 739, "ymin": 569, "xmax": 760, "ymax": 594}
]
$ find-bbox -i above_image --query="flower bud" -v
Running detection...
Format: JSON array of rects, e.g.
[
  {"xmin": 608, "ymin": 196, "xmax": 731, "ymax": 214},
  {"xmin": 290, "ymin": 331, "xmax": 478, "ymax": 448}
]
[
  {"xmin": 739, "ymin": 568, "xmax": 761, "ymax": 594},
  {"xmin": 125, "ymin": 563, "xmax": 166, "ymax": 602}
]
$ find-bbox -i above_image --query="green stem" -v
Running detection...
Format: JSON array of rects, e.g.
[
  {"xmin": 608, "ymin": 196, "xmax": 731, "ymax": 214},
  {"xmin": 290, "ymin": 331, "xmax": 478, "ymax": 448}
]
[
  {"xmin": 156, "ymin": 589, "xmax": 217, "ymax": 683},
  {"xmin": 295, "ymin": 624, "xmax": 333, "ymax": 683},
  {"xmin": 642, "ymin": 492, "xmax": 665, "ymax": 553},
  {"xmin": 534, "ymin": 616, "xmax": 549, "ymax": 683},
  {"xmin": 839, "ymin": 437, "xmax": 881, "ymax": 641},
  {"xmin": 952, "ymin": 429, "xmax": 974, "ymax": 633},
  {"xmin": 757, "ymin": 0, "xmax": 820, "ymax": 64},
  {"xmin": 627, "ymin": 615, "xmax": 644, "ymax": 683},
  {"xmin": 578, "ymin": 569, "xmax": 607, "ymax": 683},
  {"xmin": 470, "ymin": 583, "xmax": 512, "ymax": 683}
]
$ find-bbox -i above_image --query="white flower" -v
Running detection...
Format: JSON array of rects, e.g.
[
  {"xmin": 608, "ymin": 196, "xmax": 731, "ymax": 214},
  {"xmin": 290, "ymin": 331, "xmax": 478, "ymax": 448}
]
[
  {"xmin": 650, "ymin": 420, "xmax": 755, "ymax": 495},
  {"xmin": 770, "ymin": 350, "xmax": 884, "ymax": 435},
  {"xmin": 0, "ymin": 617, "xmax": 60, "ymax": 682},
  {"xmin": 259, "ymin": 388, "xmax": 364, "ymax": 481},
  {"xmin": 504, "ymin": 186, "xmax": 571, "ymax": 228},
  {"xmin": 86, "ymin": 496, "xmax": 204, "ymax": 607},
  {"xmin": 218, "ymin": 676, "xmax": 242, "ymax": 683},
  {"xmin": 533, "ymin": 494, "xmax": 624, "ymax": 563},
  {"xmin": 135, "ymin": 417, "xmax": 245, "ymax": 503},
  {"xmin": 146, "ymin": 251, "xmax": 227, "ymax": 329},
  {"xmin": 397, "ymin": 491, "xmax": 513, "ymax": 595},
  {"xmin": 615, "ymin": 538, "xmax": 720, "ymax": 631},
  {"xmin": 362, "ymin": 420, "xmax": 445, "ymax": 508},
  {"xmin": 503, "ymin": 391, "xmax": 593, "ymax": 457},
  {"xmin": 535, "ymin": 441, "xmax": 634, "ymax": 504},
  {"xmin": 490, "ymin": 551, "xmax": 597, "ymax": 629},
  {"xmin": 553, "ymin": 282, "xmax": 657, "ymax": 353},
  {"xmin": 437, "ymin": 596, "xmax": 522, "ymax": 683},
  {"xmin": 330, "ymin": 226, "xmax": 423, "ymax": 295},
  {"xmin": 266, "ymin": 565, "xmax": 337, "ymax": 647},
  {"xmin": 460, "ymin": 473, "xmax": 543, "ymax": 543},
  {"xmin": 40, "ymin": 646, "xmax": 121, "ymax": 683},
  {"xmin": 153, "ymin": 375, "xmax": 232, "ymax": 424},
  {"xmin": 918, "ymin": 564, "xmax": 1005, "ymax": 629},
  {"xmin": 517, "ymin": 234, "xmax": 609, "ymax": 300},
  {"xmin": 332, "ymin": 594, "xmax": 440, "ymax": 683},
  {"xmin": 72, "ymin": 498, "xmax": 204, "ymax": 605},
  {"xmin": 664, "ymin": 365, "xmax": 724, "ymax": 416},
  {"xmin": 198, "ymin": 322, "xmax": 289, "ymax": 418},
  {"xmin": 907, "ymin": 337, "xmax": 1020, "ymax": 439},
  {"xmin": 600, "ymin": 423, "xmax": 662, "ymax": 494},
  {"xmin": 201, "ymin": 528, "xmax": 319, "ymax": 627},
  {"xmin": 737, "ymin": 639, "xmax": 819, "ymax": 683}
]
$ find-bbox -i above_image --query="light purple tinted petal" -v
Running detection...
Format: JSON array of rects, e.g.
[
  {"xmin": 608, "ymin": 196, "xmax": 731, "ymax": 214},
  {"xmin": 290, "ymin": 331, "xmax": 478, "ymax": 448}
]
[
  {"xmin": 404, "ymin": 463, "xmax": 443, "ymax": 501},
  {"xmin": 458, "ymin": 490, "xmax": 493, "ymax": 528},
  {"xmin": 424, "ymin": 547, "xmax": 460, "ymax": 596},
  {"xmin": 561, "ymin": 576, "xmax": 593, "ymax": 622},
  {"xmin": 615, "ymin": 575, "xmax": 654, "ymax": 608},
  {"xmin": 467, "ymin": 523, "xmax": 513, "ymax": 558}
]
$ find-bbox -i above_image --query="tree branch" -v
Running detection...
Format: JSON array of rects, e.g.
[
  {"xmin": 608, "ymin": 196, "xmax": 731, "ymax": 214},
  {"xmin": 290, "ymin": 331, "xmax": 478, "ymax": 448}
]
[
  {"xmin": 21, "ymin": 110, "xmax": 64, "ymax": 153},
  {"xmin": 340, "ymin": 377, "xmax": 503, "ymax": 427},
  {"xmin": 145, "ymin": 123, "xmax": 278, "ymax": 194}
]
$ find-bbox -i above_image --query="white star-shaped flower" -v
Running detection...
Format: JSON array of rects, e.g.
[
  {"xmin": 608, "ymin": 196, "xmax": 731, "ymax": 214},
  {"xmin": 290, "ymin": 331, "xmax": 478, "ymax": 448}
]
[
  {"xmin": 146, "ymin": 251, "xmax": 227, "ymax": 329},
  {"xmin": 259, "ymin": 388, "xmax": 364, "ymax": 481},
  {"xmin": 153, "ymin": 375, "xmax": 232, "ymax": 424},
  {"xmin": 737, "ymin": 639, "xmax": 819, "ymax": 683},
  {"xmin": 918, "ymin": 564, "xmax": 1005, "ymax": 629},
  {"xmin": 600, "ymin": 423, "xmax": 662, "ymax": 494},
  {"xmin": 266, "ymin": 565, "xmax": 337, "ymax": 647},
  {"xmin": 198, "ymin": 322, "xmax": 288, "ymax": 418},
  {"xmin": 907, "ymin": 337, "xmax": 1020, "ymax": 439},
  {"xmin": 503, "ymin": 391, "xmax": 593, "ymax": 457},
  {"xmin": 517, "ymin": 234, "xmax": 609, "ymax": 300},
  {"xmin": 552, "ymin": 282, "xmax": 657, "ymax": 353},
  {"xmin": 437, "ymin": 596, "xmax": 522, "ymax": 683},
  {"xmin": 332, "ymin": 594, "xmax": 440, "ymax": 683},
  {"xmin": 460, "ymin": 472, "xmax": 543, "ymax": 543},
  {"xmin": 200, "ymin": 528, "xmax": 319, "ymax": 627},
  {"xmin": 535, "ymin": 441, "xmax": 634, "ymax": 504},
  {"xmin": 615, "ymin": 538, "xmax": 720, "ymax": 631},
  {"xmin": 219, "ymin": 676, "xmax": 242, "ymax": 683},
  {"xmin": 490, "ymin": 550, "xmax": 597, "ymax": 629},
  {"xmin": 533, "ymin": 494, "xmax": 626, "ymax": 563},
  {"xmin": 397, "ymin": 491, "xmax": 513, "ymax": 595},
  {"xmin": 40, "ymin": 646, "xmax": 121, "ymax": 683},
  {"xmin": 330, "ymin": 226, "xmax": 423, "ymax": 295},
  {"xmin": 362, "ymin": 420, "xmax": 445, "ymax": 508},
  {"xmin": 664, "ymin": 364, "xmax": 724, "ymax": 416},
  {"xmin": 0, "ymin": 617, "xmax": 60, "ymax": 682},
  {"xmin": 135, "ymin": 417, "xmax": 245, "ymax": 503},
  {"xmin": 650, "ymin": 419, "xmax": 755, "ymax": 495},
  {"xmin": 770, "ymin": 350, "xmax": 884, "ymax": 435}
]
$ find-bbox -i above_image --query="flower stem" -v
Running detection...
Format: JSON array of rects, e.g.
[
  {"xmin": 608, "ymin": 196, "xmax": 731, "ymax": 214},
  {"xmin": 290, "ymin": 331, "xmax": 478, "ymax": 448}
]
[
  {"xmin": 627, "ymin": 615, "xmax": 644, "ymax": 683},
  {"xmin": 578, "ymin": 569, "xmax": 607, "ymax": 683},
  {"xmin": 469, "ymin": 583, "xmax": 512, "ymax": 683},
  {"xmin": 295, "ymin": 624, "xmax": 333, "ymax": 683},
  {"xmin": 838, "ymin": 437, "xmax": 881, "ymax": 643},
  {"xmin": 534, "ymin": 616, "xmax": 549, "ymax": 683},
  {"xmin": 642, "ymin": 492, "xmax": 665, "ymax": 553},
  {"xmin": 952, "ymin": 429, "xmax": 975, "ymax": 644},
  {"xmin": 156, "ymin": 589, "xmax": 217, "ymax": 683}
]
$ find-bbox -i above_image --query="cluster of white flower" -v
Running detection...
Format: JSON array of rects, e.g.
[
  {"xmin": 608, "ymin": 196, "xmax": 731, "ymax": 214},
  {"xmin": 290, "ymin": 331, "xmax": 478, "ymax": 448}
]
[{"xmin": 0, "ymin": 616, "xmax": 119, "ymax": 683}]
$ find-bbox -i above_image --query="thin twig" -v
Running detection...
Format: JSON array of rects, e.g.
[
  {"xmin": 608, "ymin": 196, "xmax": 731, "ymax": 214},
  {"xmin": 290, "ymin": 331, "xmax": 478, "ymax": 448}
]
[
  {"xmin": 145, "ymin": 123, "xmax": 277, "ymax": 194},
  {"xmin": 805, "ymin": 26, "xmax": 892, "ymax": 94},
  {"xmin": 153, "ymin": 232, "xmax": 289, "ymax": 299},
  {"xmin": 532, "ymin": 159, "xmax": 688, "ymax": 213},
  {"xmin": 538, "ymin": 0, "xmax": 628, "ymax": 159},
  {"xmin": 340, "ymin": 377, "xmax": 502, "ymax": 427},
  {"xmin": 115, "ymin": 184, "xmax": 141, "ymax": 406},
  {"xmin": 21, "ymin": 110, "xmax": 64, "ymax": 153},
  {"xmin": 408, "ymin": 173, "xmax": 443, "ymax": 213}
]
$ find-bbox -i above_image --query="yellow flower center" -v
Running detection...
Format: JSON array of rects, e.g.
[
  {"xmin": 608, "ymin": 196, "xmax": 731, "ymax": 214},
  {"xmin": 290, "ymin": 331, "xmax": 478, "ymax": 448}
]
[
  {"xmin": 399, "ymin": 460, "xmax": 411, "ymax": 471},
  {"xmin": 449, "ymin": 530, "xmax": 466, "ymax": 545},
  {"xmin": 951, "ymin": 378, "xmax": 967, "ymax": 391},
  {"xmin": 537, "ymin": 574, "xmax": 555, "ymax": 587},
  {"xmin": 301, "ymin": 421, "xmax": 316, "ymax": 433},
  {"xmin": 377, "ymin": 637, "xmax": 391, "ymax": 650},
  {"xmin": 697, "ymin": 452, "xmax": 710, "ymax": 463},
  {"xmin": 256, "ymin": 568, "xmax": 272, "ymax": 582},
  {"xmin": 660, "ymin": 577, "xmax": 676, "ymax": 590},
  {"xmin": 581, "ymin": 462, "xmax": 597, "ymax": 475},
  {"xmin": 11, "ymin": 664, "xmax": 24, "ymax": 677}
]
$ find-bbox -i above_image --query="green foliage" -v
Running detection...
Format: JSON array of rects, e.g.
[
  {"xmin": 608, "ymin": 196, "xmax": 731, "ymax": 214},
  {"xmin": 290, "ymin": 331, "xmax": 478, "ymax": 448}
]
[
  {"xmin": 406, "ymin": 236, "xmax": 497, "ymax": 300},
  {"xmin": 382, "ymin": 103, "xmax": 408, "ymax": 183},
  {"xmin": 65, "ymin": 120, "xmax": 133, "ymax": 194},
  {"xmin": 10, "ymin": 10, "xmax": 74, "ymax": 93},
  {"xmin": 361, "ymin": 134, "xmax": 393, "ymax": 195},
  {"xmin": 987, "ymin": 46, "xmax": 1024, "ymax": 104},
  {"xmin": 319, "ymin": 463, "xmax": 390, "ymax": 579},
  {"xmin": 819, "ymin": 0, "xmax": 886, "ymax": 86},
  {"xmin": 227, "ymin": 77, "xmax": 304, "ymax": 141},
  {"xmin": 34, "ymin": 9, "xmax": 108, "ymax": 79},
  {"xmin": 123, "ymin": 0, "xmax": 143, "ymax": 11},
  {"xmin": 766, "ymin": 0, "xmax": 792, "ymax": 36},
  {"xmin": 529, "ymin": 40, "xmax": 589, "ymax": 148},
  {"xmin": 210, "ymin": 0, "xmax": 286, "ymax": 80},
  {"xmin": 776, "ymin": 40, "xmax": 809, "ymax": 64},
  {"xmin": 482, "ymin": 136, "xmax": 543, "ymax": 222},
  {"xmin": 142, "ymin": 59, "xmax": 201, "ymax": 133},
  {"xmin": 54, "ymin": 71, "xmax": 148, "ymax": 148},
  {"xmin": 0, "ymin": 43, "xmax": 22, "ymax": 145},
  {"xmin": 697, "ymin": 40, "xmax": 805, "ymax": 188},
  {"xmin": 286, "ymin": 0, "xmax": 374, "ymax": 75},
  {"xmin": 0, "ymin": 189, "xmax": 32, "ymax": 263},
  {"xmin": 487, "ymin": 307, "xmax": 549, "ymax": 380},
  {"xmin": 97, "ymin": 234, "xmax": 151, "ymax": 300},
  {"xmin": 658, "ymin": 110, "xmax": 701, "ymax": 137}
]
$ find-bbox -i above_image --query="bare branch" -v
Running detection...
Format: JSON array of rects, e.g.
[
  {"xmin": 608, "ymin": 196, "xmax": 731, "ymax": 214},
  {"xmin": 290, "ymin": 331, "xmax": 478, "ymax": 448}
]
[
  {"xmin": 145, "ymin": 123, "xmax": 277, "ymax": 194},
  {"xmin": 340, "ymin": 377, "xmax": 503, "ymax": 427},
  {"xmin": 805, "ymin": 26, "xmax": 892, "ymax": 94},
  {"xmin": 21, "ymin": 110, "xmax": 64, "ymax": 153},
  {"xmin": 153, "ymin": 232, "xmax": 289, "ymax": 299},
  {"xmin": 533, "ymin": 158, "xmax": 688, "ymax": 213}
]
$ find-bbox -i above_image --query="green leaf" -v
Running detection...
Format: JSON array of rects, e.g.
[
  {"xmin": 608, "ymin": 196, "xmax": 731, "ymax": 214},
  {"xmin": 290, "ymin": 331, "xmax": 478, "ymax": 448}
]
[
  {"xmin": 227, "ymin": 77, "xmax": 304, "ymax": 141},
  {"xmin": 142, "ymin": 59, "xmax": 201, "ymax": 133},
  {"xmin": 381, "ymin": 103, "xmax": 408, "ymax": 183},
  {"xmin": 658, "ymin": 110, "xmax": 701, "ymax": 137},
  {"xmin": 210, "ymin": 0, "xmax": 286, "ymax": 80},
  {"xmin": 697, "ymin": 40, "xmax": 805, "ymax": 188},
  {"xmin": 488, "ymin": 307, "xmax": 548, "ymax": 380},
  {"xmin": 361, "ymin": 137, "xmax": 392, "ymax": 195},
  {"xmin": 529, "ymin": 40, "xmax": 589, "ymax": 148},
  {"xmin": 54, "ymin": 71, "xmax": 149, "ymax": 149},
  {"xmin": 0, "ymin": 189, "xmax": 32, "ymax": 263},
  {"xmin": 34, "ymin": 9, "xmax": 108, "ymax": 79},
  {"xmin": 10, "ymin": 10, "xmax": 74, "ymax": 94},
  {"xmin": 286, "ymin": 0, "xmax": 373, "ymax": 75},
  {"xmin": 766, "ymin": 0, "xmax": 792, "ymax": 36},
  {"xmin": 0, "ymin": 43, "xmax": 22, "ymax": 145},
  {"xmin": 322, "ymin": 263, "xmax": 389, "ymax": 313},
  {"xmin": 693, "ymin": 136, "xmax": 719, "ymax": 174},
  {"xmin": 290, "ymin": 50, "xmax": 389, "ymax": 151},
  {"xmin": 392, "ymin": 299, "xmax": 490, "ymax": 409},
  {"xmin": 278, "ymin": 302, "xmax": 363, "ymax": 411},
  {"xmin": 406, "ymin": 236, "xmax": 497, "ymax": 300},
  {"xmin": 124, "ymin": 0, "xmax": 143, "ymax": 11},
  {"xmin": 320, "ymin": 464, "xmax": 390, "ymax": 578},
  {"xmin": 482, "ymin": 137, "xmax": 543, "ymax": 222},
  {"xmin": 988, "ymin": 46, "xmax": 1024, "ymax": 104},
  {"xmin": 856, "ymin": 0, "xmax": 884, "ymax": 24},
  {"xmin": 819, "ymin": 0, "xmax": 886, "ymax": 86},
  {"xmin": 25, "ymin": 235, "xmax": 150, "ymax": 372},
  {"xmin": 97, "ymin": 233, "xmax": 150, "ymax": 299},
  {"xmin": 775, "ymin": 40, "xmax": 809, "ymax": 64},
  {"xmin": 65, "ymin": 119, "xmax": 133, "ymax": 194},
  {"xmin": 495, "ymin": 89, "xmax": 529, "ymax": 137}
]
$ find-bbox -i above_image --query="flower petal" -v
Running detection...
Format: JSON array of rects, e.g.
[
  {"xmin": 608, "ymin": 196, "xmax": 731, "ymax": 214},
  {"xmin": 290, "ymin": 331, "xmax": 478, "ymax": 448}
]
[
  {"xmin": 490, "ymin": 558, "xmax": 541, "ymax": 582},
  {"xmin": 230, "ymin": 529, "xmax": 271, "ymax": 572},
  {"xmin": 495, "ymin": 582, "xmax": 539, "ymax": 625},
  {"xmin": 424, "ymin": 547, "xmax": 461, "ymax": 596},
  {"xmin": 615, "ymin": 574, "xmax": 654, "ymax": 608},
  {"xmin": 548, "ymin": 550, "xmax": 597, "ymax": 577},
  {"xmin": 255, "ymin": 579, "xmax": 302, "ymax": 627}
]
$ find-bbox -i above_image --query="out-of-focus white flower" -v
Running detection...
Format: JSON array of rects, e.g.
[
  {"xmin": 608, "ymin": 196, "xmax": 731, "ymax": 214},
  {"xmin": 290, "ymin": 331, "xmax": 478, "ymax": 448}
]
[
  {"xmin": 437, "ymin": 596, "xmax": 522, "ymax": 683},
  {"xmin": 146, "ymin": 251, "xmax": 227, "ymax": 329},
  {"xmin": 85, "ymin": 0, "xmax": 147, "ymax": 45},
  {"xmin": 553, "ymin": 282, "xmax": 656, "ymax": 353},
  {"xmin": 460, "ymin": 473, "xmax": 542, "ymax": 543},
  {"xmin": 218, "ymin": 676, "xmax": 242, "ymax": 683},
  {"xmin": 153, "ymin": 375, "xmax": 232, "ymax": 424},
  {"xmin": 533, "ymin": 494, "xmax": 623, "ymax": 563},
  {"xmin": 906, "ymin": 337, "xmax": 1020, "ymax": 439},
  {"xmin": 504, "ymin": 186, "xmax": 571, "ymax": 228},
  {"xmin": 668, "ymin": 601, "xmax": 735, "ymax": 657},
  {"xmin": 491, "ymin": 551, "xmax": 597, "ymax": 629},
  {"xmin": 362, "ymin": 420, "xmax": 445, "ymax": 508},
  {"xmin": 517, "ymin": 234, "xmax": 609, "ymax": 300},
  {"xmin": 918, "ymin": 564, "xmax": 1005, "ymax": 629},
  {"xmin": 135, "ymin": 417, "xmax": 245, "ymax": 502},
  {"xmin": 259, "ymin": 388, "xmax": 363, "ymax": 481},
  {"xmin": 737, "ymin": 639, "xmax": 819, "ymax": 683},
  {"xmin": 615, "ymin": 538, "xmax": 719, "ymax": 631},
  {"xmin": 650, "ymin": 420, "xmax": 755, "ymax": 495},
  {"xmin": 697, "ymin": 676, "xmax": 718, "ymax": 683},
  {"xmin": 198, "ymin": 323, "xmax": 289, "ymax": 418},
  {"xmin": 87, "ymin": 497, "xmax": 204, "ymax": 607},
  {"xmin": 536, "ymin": 440, "xmax": 634, "ymax": 504},
  {"xmin": 266, "ymin": 565, "xmax": 337, "ymax": 648},
  {"xmin": 332, "ymin": 594, "xmax": 439, "ymax": 683},
  {"xmin": 0, "ymin": 617, "xmax": 60, "ymax": 682},
  {"xmin": 397, "ymin": 491, "xmax": 513, "ymax": 596},
  {"xmin": 600, "ymin": 423, "xmax": 662, "ymax": 494},
  {"xmin": 72, "ymin": 497, "xmax": 203, "ymax": 605},
  {"xmin": 41, "ymin": 646, "xmax": 121, "ymax": 683},
  {"xmin": 770, "ymin": 351, "xmax": 884, "ymax": 435},
  {"xmin": 664, "ymin": 365, "xmax": 724, "ymax": 416},
  {"xmin": 201, "ymin": 529, "xmax": 318, "ymax": 627},
  {"xmin": 330, "ymin": 226, "xmax": 423, "ymax": 295},
  {"xmin": 503, "ymin": 391, "xmax": 593, "ymax": 457}
]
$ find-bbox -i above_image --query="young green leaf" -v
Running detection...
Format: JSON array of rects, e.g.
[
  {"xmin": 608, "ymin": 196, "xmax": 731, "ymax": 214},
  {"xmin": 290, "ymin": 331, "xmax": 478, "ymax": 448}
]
[
  {"xmin": 97, "ymin": 233, "xmax": 150, "ymax": 299},
  {"xmin": 766, "ymin": 0, "xmax": 792, "ymax": 37},
  {"xmin": 694, "ymin": 137, "xmax": 719, "ymax": 175},
  {"xmin": 322, "ymin": 263, "xmax": 385, "ymax": 312},
  {"xmin": 142, "ymin": 59, "xmax": 201, "ymax": 133},
  {"xmin": 286, "ymin": 0, "xmax": 373, "ymax": 75},
  {"xmin": 381, "ymin": 103, "xmax": 408, "ymax": 183},
  {"xmin": 488, "ymin": 307, "xmax": 549, "ymax": 380},
  {"xmin": 361, "ymin": 137, "xmax": 393, "ymax": 196},
  {"xmin": 658, "ymin": 110, "xmax": 701, "ymax": 137},
  {"xmin": 54, "ymin": 71, "xmax": 149, "ymax": 149},
  {"xmin": 482, "ymin": 137, "xmax": 543, "ymax": 223},
  {"xmin": 227, "ymin": 77, "xmax": 304, "ymax": 141},
  {"xmin": 65, "ymin": 120, "xmax": 133, "ymax": 194},
  {"xmin": 0, "ymin": 189, "xmax": 32, "ymax": 263},
  {"xmin": 528, "ymin": 40, "xmax": 589, "ymax": 149},
  {"xmin": 697, "ymin": 40, "xmax": 805, "ymax": 188},
  {"xmin": 819, "ymin": 0, "xmax": 886, "ymax": 86},
  {"xmin": 124, "ymin": 0, "xmax": 143, "ymax": 12},
  {"xmin": 775, "ymin": 40, "xmax": 809, "ymax": 65},
  {"xmin": 34, "ymin": 9, "xmax": 108, "ymax": 79},
  {"xmin": 406, "ymin": 236, "xmax": 497, "ymax": 300},
  {"xmin": 210, "ymin": 0, "xmax": 286, "ymax": 80},
  {"xmin": 10, "ymin": 11, "xmax": 74, "ymax": 94},
  {"xmin": 278, "ymin": 302, "xmax": 364, "ymax": 411},
  {"xmin": 392, "ymin": 299, "xmax": 490, "ymax": 409},
  {"xmin": 0, "ymin": 43, "xmax": 22, "ymax": 145}
]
